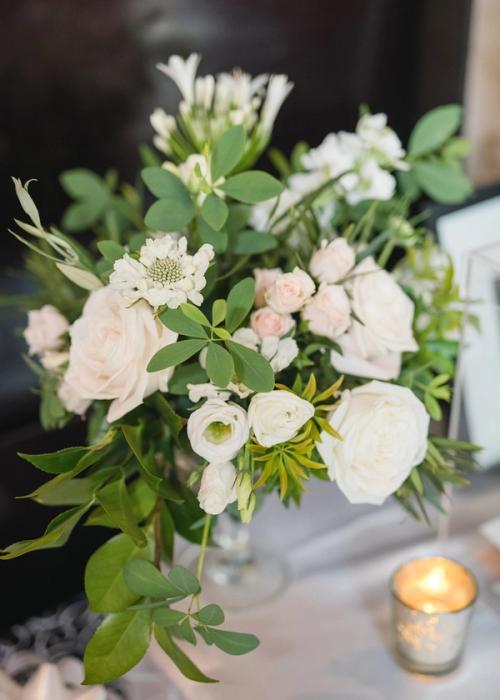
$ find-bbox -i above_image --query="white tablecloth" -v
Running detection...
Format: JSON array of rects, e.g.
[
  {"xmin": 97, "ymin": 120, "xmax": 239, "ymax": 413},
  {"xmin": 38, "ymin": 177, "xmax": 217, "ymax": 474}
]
[{"xmin": 148, "ymin": 474, "xmax": 500, "ymax": 699}]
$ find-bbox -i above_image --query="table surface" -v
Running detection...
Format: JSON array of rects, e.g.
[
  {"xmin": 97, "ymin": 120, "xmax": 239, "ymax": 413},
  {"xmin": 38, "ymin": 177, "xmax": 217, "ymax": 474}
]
[{"xmin": 146, "ymin": 473, "xmax": 500, "ymax": 700}]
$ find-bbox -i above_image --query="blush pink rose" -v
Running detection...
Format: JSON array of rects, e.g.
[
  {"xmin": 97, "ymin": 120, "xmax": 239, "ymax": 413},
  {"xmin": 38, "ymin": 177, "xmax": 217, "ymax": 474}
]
[
  {"xmin": 250, "ymin": 306, "xmax": 295, "ymax": 339},
  {"xmin": 253, "ymin": 267, "xmax": 282, "ymax": 308},
  {"xmin": 265, "ymin": 267, "xmax": 315, "ymax": 314},
  {"xmin": 302, "ymin": 285, "xmax": 351, "ymax": 340},
  {"xmin": 309, "ymin": 238, "xmax": 355, "ymax": 284}
]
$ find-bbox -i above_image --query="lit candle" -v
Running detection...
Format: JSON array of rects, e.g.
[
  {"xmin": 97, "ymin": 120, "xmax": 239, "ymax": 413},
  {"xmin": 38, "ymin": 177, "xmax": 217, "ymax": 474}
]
[{"xmin": 391, "ymin": 556, "xmax": 478, "ymax": 674}]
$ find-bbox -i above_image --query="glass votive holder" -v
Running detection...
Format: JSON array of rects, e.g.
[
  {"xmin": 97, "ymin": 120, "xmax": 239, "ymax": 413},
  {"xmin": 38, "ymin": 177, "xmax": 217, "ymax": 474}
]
[{"xmin": 391, "ymin": 556, "xmax": 478, "ymax": 674}]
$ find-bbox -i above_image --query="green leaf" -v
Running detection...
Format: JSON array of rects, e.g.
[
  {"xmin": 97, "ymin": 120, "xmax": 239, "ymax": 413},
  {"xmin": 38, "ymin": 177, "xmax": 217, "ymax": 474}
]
[
  {"xmin": 201, "ymin": 628, "xmax": 259, "ymax": 656},
  {"xmin": 26, "ymin": 475, "xmax": 96, "ymax": 506},
  {"xmin": 197, "ymin": 216, "xmax": 228, "ymax": 254},
  {"xmin": 159, "ymin": 308, "xmax": 208, "ymax": 339},
  {"xmin": 83, "ymin": 610, "xmax": 151, "ymax": 685},
  {"xmin": 18, "ymin": 446, "xmax": 88, "ymax": 474},
  {"xmin": 97, "ymin": 240, "xmax": 126, "ymax": 263},
  {"xmin": 225, "ymin": 277, "xmax": 255, "ymax": 333},
  {"xmin": 85, "ymin": 533, "xmax": 153, "ymax": 613},
  {"xmin": 144, "ymin": 199, "xmax": 195, "ymax": 232},
  {"xmin": 141, "ymin": 167, "xmax": 190, "ymax": 200},
  {"xmin": 0, "ymin": 504, "xmax": 90, "ymax": 560},
  {"xmin": 180, "ymin": 303, "xmax": 211, "ymax": 327},
  {"xmin": 442, "ymin": 136, "xmax": 471, "ymax": 162},
  {"xmin": 192, "ymin": 604, "xmax": 224, "ymax": 626},
  {"xmin": 152, "ymin": 608, "xmax": 186, "ymax": 627},
  {"xmin": 62, "ymin": 201, "xmax": 104, "ymax": 231},
  {"xmin": 147, "ymin": 393, "xmax": 183, "ymax": 439},
  {"xmin": 129, "ymin": 232, "xmax": 148, "ymax": 252},
  {"xmin": 168, "ymin": 363, "xmax": 208, "ymax": 395},
  {"xmin": 220, "ymin": 171, "xmax": 284, "ymax": 204},
  {"xmin": 225, "ymin": 204, "xmax": 250, "ymax": 234},
  {"xmin": 201, "ymin": 194, "xmax": 229, "ymax": 231},
  {"xmin": 206, "ymin": 342, "xmax": 234, "ymax": 388},
  {"xmin": 147, "ymin": 338, "xmax": 208, "ymax": 372},
  {"xmin": 413, "ymin": 160, "xmax": 473, "ymax": 204},
  {"xmin": 160, "ymin": 502, "xmax": 175, "ymax": 562},
  {"xmin": 123, "ymin": 559, "xmax": 182, "ymax": 598},
  {"xmin": 231, "ymin": 230, "xmax": 278, "ymax": 254},
  {"xmin": 60, "ymin": 169, "xmax": 109, "ymax": 203},
  {"xmin": 212, "ymin": 299, "xmax": 226, "ymax": 326},
  {"xmin": 154, "ymin": 625, "xmax": 218, "ymax": 683},
  {"xmin": 176, "ymin": 618, "xmax": 197, "ymax": 645},
  {"xmin": 408, "ymin": 105, "xmax": 462, "ymax": 157},
  {"xmin": 96, "ymin": 478, "xmax": 147, "ymax": 547},
  {"xmin": 168, "ymin": 565, "xmax": 201, "ymax": 595},
  {"xmin": 226, "ymin": 341, "xmax": 274, "ymax": 392},
  {"xmin": 211, "ymin": 125, "xmax": 246, "ymax": 181},
  {"xmin": 55, "ymin": 263, "xmax": 103, "ymax": 292}
]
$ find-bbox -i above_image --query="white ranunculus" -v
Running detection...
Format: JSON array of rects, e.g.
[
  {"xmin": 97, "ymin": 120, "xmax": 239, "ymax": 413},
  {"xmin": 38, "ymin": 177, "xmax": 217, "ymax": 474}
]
[
  {"xmin": 253, "ymin": 267, "xmax": 283, "ymax": 307},
  {"xmin": 302, "ymin": 285, "xmax": 351, "ymax": 340},
  {"xmin": 197, "ymin": 461, "xmax": 237, "ymax": 515},
  {"xmin": 309, "ymin": 238, "xmax": 355, "ymax": 284},
  {"xmin": 24, "ymin": 305, "xmax": 69, "ymax": 356},
  {"xmin": 249, "ymin": 390, "xmax": 315, "ymax": 447},
  {"xmin": 260, "ymin": 336, "xmax": 298, "ymax": 372},
  {"xmin": 317, "ymin": 381, "xmax": 429, "ymax": 505},
  {"xmin": 349, "ymin": 257, "xmax": 417, "ymax": 353},
  {"xmin": 250, "ymin": 306, "xmax": 295, "ymax": 339},
  {"xmin": 330, "ymin": 321, "xmax": 402, "ymax": 381},
  {"xmin": 265, "ymin": 267, "xmax": 315, "ymax": 314},
  {"xmin": 187, "ymin": 398, "xmax": 249, "ymax": 462},
  {"xmin": 62, "ymin": 287, "xmax": 177, "ymax": 423}
]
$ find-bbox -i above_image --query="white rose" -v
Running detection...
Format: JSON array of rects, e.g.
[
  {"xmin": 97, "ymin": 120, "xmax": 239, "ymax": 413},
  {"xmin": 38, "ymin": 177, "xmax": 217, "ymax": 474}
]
[
  {"xmin": 265, "ymin": 267, "xmax": 315, "ymax": 314},
  {"xmin": 62, "ymin": 287, "xmax": 177, "ymax": 423},
  {"xmin": 349, "ymin": 257, "xmax": 417, "ymax": 353},
  {"xmin": 250, "ymin": 307, "xmax": 295, "ymax": 340},
  {"xmin": 249, "ymin": 390, "xmax": 315, "ymax": 447},
  {"xmin": 302, "ymin": 285, "xmax": 351, "ymax": 340},
  {"xmin": 58, "ymin": 378, "xmax": 91, "ymax": 417},
  {"xmin": 187, "ymin": 398, "xmax": 249, "ymax": 462},
  {"xmin": 260, "ymin": 336, "xmax": 298, "ymax": 372},
  {"xmin": 253, "ymin": 267, "xmax": 282, "ymax": 308},
  {"xmin": 317, "ymin": 381, "xmax": 429, "ymax": 505},
  {"xmin": 197, "ymin": 461, "xmax": 237, "ymax": 515},
  {"xmin": 24, "ymin": 305, "xmax": 69, "ymax": 356},
  {"xmin": 330, "ymin": 321, "xmax": 402, "ymax": 381},
  {"xmin": 309, "ymin": 238, "xmax": 355, "ymax": 284}
]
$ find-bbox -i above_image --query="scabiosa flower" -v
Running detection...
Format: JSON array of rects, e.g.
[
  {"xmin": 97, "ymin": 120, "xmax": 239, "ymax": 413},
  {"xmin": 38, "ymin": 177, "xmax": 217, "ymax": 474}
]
[{"xmin": 110, "ymin": 234, "xmax": 214, "ymax": 310}]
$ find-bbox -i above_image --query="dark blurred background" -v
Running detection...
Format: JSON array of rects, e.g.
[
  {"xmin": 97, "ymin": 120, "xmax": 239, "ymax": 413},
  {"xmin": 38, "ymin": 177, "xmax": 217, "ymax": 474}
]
[{"xmin": 0, "ymin": 0, "xmax": 471, "ymax": 630}]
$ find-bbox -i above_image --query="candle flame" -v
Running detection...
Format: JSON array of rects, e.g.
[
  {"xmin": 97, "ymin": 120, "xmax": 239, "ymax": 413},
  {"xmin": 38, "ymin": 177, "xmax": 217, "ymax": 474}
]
[{"xmin": 421, "ymin": 566, "xmax": 448, "ymax": 595}]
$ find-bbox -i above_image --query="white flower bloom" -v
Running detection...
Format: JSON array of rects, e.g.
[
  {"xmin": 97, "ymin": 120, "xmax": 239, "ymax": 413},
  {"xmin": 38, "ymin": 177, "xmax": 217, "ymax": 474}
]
[
  {"xmin": 265, "ymin": 267, "xmax": 315, "ymax": 314},
  {"xmin": 356, "ymin": 113, "xmax": 408, "ymax": 170},
  {"xmin": 250, "ymin": 306, "xmax": 295, "ymax": 339},
  {"xmin": 250, "ymin": 188, "xmax": 301, "ymax": 233},
  {"xmin": 187, "ymin": 382, "xmax": 231, "ymax": 403},
  {"xmin": 340, "ymin": 158, "xmax": 396, "ymax": 205},
  {"xmin": 62, "ymin": 287, "xmax": 177, "ymax": 423},
  {"xmin": 231, "ymin": 327, "xmax": 260, "ymax": 351},
  {"xmin": 249, "ymin": 390, "xmax": 314, "ymax": 447},
  {"xmin": 259, "ymin": 74, "xmax": 294, "ymax": 134},
  {"xmin": 330, "ymin": 322, "xmax": 402, "ymax": 381},
  {"xmin": 253, "ymin": 267, "xmax": 283, "ymax": 307},
  {"xmin": 164, "ymin": 154, "xmax": 224, "ymax": 200},
  {"xmin": 260, "ymin": 336, "xmax": 298, "ymax": 372},
  {"xmin": 302, "ymin": 285, "xmax": 351, "ymax": 340},
  {"xmin": 187, "ymin": 398, "xmax": 249, "ymax": 462},
  {"xmin": 24, "ymin": 305, "xmax": 68, "ymax": 356},
  {"xmin": 150, "ymin": 108, "xmax": 176, "ymax": 155},
  {"xmin": 309, "ymin": 238, "xmax": 355, "ymax": 284},
  {"xmin": 198, "ymin": 461, "xmax": 237, "ymax": 515},
  {"xmin": 40, "ymin": 350, "xmax": 69, "ymax": 371},
  {"xmin": 301, "ymin": 132, "xmax": 361, "ymax": 181},
  {"xmin": 317, "ymin": 382, "xmax": 429, "ymax": 505},
  {"xmin": 157, "ymin": 54, "xmax": 201, "ymax": 104},
  {"xmin": 110, "ymin": 234, "xmax": 214, "ymax": 310}
]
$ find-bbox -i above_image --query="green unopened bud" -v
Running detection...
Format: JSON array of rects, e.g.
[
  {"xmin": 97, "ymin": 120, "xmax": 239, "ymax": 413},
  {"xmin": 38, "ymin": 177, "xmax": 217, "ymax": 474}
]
[
  {"xmin": 240, "ymin": 492, "xmax": 256, "ymax": 524},
  {"xmin": 236, "ymin": 472, "xmax": 253, "ymax": 511}
]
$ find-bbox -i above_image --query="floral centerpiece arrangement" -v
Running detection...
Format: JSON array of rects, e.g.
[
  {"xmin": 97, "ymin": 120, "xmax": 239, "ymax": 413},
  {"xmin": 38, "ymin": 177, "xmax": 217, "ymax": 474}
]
[{"xmin": 2, "ymin": 53, "xmax": 478, "ymax": 686}]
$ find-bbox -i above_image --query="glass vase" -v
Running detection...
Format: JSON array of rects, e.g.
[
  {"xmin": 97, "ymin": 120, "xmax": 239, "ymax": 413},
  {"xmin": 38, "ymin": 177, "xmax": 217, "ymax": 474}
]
[{"xmin": 180, "ymin": 511, "xmax": 289, "ymax": 610}]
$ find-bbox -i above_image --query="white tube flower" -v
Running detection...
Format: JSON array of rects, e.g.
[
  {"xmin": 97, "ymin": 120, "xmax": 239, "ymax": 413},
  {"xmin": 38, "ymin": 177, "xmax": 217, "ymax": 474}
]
[
  {"xmin": 110, "ymin": 234, "xmax": 214, "ymax": 310},
  {"xmin": 156, "ymin": 54, "xmax": 201, "ymax": 104},
  {"xmin": 259, "ymin": 74, "xmax": 294, "ymax": 134}
]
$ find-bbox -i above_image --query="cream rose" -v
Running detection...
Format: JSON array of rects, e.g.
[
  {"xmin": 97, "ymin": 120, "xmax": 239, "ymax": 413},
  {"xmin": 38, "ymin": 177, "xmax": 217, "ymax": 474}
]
[
  {"xmin": 309, "ymin": 238, "xmax": 355, "ymax": 284},
  {"xmin": 317, "ymin": 381, "xmax": 429, "ymax": 505},
  {"xmin": 24, "ymin": 305, "xmax": 69, "ymax": 356},
  {"xmin": 248, "ymin": 390, "xmax": 315, "ymax": 447},
  {"xmin": 62, "ymin": 287, "xmax": 177, "ymax": 423},
  {"xmin": 250, "ymin": 306, "xmax": 295, "ymax": 340},
  {"xmin": 330, "ymin": 321, "xmax": 402, "ymax": 380},
  {"xmin": 349, "ymin": 257, "xmax": 417, "ymax": 353},
  {"xmin": 265, "ymin": 267, "xmax": 315, "ymax": 314},
  {"xmin": 253, "ymin": 267, "xmax": 282, "ymax": 308},
  {"xmin": 187, "ymin": 398, "xmax": 249, "ymax": 462},
  {"xmin": 302, "ymin": 285, "xmax": 351, "ymax": 340},
  {"xmin": 197, "ymin": 461, "xmax": 237, "ymax": 515}
]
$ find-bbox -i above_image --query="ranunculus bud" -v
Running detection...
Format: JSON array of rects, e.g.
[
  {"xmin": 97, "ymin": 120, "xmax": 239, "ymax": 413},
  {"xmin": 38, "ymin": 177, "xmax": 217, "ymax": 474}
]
[
  {"xmin": 250, "ymin": 306, "xmax": 295, "ymax": 340},
  {"xmin": 198, "ymin": 461, "xmax": 237, "ymax": 515},
  {"xmin": 309, "ymin": 238, "xmax": 355, "ymax": 284},
  {"xmin": 302, "ymin": 285, "xmax": 351, "ymax": 340},
  {"xmin": 265, "ymin": 267, "xmax": 315, "ymax": 314}
]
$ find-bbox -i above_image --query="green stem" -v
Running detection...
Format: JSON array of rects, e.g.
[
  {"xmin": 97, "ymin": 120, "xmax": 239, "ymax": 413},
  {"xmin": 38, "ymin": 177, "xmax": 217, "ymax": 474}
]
[{"xmin": 196, "ymin": 514, "xmax": 212, "ymax": 581}]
